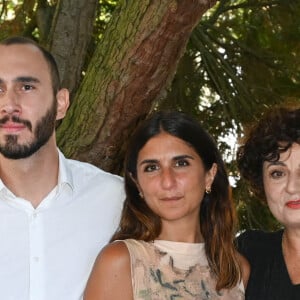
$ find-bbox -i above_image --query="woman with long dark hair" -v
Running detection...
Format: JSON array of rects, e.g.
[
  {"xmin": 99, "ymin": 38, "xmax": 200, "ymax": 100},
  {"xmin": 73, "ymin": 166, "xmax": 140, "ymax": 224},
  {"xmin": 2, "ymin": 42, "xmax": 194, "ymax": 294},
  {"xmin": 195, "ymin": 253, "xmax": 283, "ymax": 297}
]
[{"xmin": 85, "ymin": 111, "xmax": 249, "ymax": 299}]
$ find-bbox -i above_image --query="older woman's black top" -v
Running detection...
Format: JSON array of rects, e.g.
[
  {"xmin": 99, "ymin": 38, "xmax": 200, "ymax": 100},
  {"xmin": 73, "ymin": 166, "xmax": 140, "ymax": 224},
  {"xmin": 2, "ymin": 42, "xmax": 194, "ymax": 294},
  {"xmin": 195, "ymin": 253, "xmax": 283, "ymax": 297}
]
[{"xmin": 237, "ymin": 229, "xmax": 300, "ymax": 300}]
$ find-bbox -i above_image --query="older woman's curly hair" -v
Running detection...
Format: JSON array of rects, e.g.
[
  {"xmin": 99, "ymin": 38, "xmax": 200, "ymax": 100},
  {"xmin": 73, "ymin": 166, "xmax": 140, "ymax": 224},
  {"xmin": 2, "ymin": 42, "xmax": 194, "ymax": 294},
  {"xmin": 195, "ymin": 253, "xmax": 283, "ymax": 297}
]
[{"xmin": 237, "ymin": 104, "xmax": 300, "ymax": 200}]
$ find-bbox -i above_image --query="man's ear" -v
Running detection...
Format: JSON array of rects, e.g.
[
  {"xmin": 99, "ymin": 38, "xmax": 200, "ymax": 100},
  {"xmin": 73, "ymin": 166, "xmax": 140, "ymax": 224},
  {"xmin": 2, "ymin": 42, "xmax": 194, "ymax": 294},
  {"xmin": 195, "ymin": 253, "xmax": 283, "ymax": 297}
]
[{"xmin": 56, "ymin": 88, "xmax": 70, "ymax": 120}]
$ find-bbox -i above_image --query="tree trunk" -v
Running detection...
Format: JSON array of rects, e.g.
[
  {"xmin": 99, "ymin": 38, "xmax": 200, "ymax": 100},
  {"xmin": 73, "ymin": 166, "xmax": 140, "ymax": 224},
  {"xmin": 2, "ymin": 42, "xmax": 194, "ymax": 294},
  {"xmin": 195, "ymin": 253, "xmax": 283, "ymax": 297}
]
[
  {"xmin": 57, "ymin": 0, "xmax": 216, "ymax": 174},
  {"xmin": 46, "ymin": 0, "xmax": 98, "ymax": 98}
]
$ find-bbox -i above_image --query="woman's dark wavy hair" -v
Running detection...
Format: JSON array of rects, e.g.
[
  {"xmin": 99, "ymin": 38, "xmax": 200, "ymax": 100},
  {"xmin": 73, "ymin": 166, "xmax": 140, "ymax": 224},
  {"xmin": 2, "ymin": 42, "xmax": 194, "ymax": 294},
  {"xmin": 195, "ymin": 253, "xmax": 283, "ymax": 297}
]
[
  {"xmin": 111, "ymin": 111, "xmax": 241, "ymax": 290},
  {"xmin": 0, "ymin": 36, "xmax": 61, "ymax": 94},
  {"xmin": 237, "ymin": 104, "xmax": 300, "ymax": 200}
]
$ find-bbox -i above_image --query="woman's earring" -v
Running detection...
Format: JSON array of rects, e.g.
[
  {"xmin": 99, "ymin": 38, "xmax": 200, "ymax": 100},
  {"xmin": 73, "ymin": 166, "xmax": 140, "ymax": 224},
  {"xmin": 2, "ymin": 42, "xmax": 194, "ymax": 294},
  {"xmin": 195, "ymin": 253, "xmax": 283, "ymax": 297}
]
[
  {"xmin": 139, "ymin": 191, "xmax": 144, "ymax": 199},
  {"xmin": 205, "ymin": 187, "xmax": 211, "ymax": 194}
]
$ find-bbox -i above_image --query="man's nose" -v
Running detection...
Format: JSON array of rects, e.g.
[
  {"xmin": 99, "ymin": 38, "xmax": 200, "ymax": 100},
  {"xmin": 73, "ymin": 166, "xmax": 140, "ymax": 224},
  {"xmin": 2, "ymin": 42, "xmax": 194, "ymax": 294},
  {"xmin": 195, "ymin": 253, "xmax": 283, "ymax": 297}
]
[{"xmin": 0, "ymin": 89, "xmax": 21, "ymax": 115}]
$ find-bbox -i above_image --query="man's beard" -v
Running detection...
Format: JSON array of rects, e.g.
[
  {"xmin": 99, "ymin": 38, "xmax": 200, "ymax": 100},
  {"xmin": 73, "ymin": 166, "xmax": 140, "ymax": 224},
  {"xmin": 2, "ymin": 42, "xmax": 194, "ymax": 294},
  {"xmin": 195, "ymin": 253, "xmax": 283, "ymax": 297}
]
[{"xmin": 0, "ymin": 100, "xmax": 57, "ymax": 159}]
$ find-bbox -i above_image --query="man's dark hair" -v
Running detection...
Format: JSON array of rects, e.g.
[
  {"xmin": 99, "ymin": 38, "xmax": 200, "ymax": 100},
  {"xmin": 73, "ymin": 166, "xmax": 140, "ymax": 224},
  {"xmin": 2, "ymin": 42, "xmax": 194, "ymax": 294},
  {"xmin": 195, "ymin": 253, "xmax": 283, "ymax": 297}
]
[{"xmin": 1, "ymin": 36, "xmax": 61, "ymax": 93}]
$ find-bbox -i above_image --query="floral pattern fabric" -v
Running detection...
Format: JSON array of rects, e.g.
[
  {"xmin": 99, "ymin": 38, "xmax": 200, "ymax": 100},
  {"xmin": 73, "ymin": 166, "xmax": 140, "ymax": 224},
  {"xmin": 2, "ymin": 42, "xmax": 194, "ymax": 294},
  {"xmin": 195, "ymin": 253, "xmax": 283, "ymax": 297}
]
[{"xmin": 122, "ymin": 239, "xmax": 244, "ymax": 300}]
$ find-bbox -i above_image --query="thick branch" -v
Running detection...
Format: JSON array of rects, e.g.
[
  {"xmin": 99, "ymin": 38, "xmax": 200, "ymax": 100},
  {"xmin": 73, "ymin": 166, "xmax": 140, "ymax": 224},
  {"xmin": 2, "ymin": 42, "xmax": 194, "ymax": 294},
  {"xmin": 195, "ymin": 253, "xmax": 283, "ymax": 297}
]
[{"xmin": 57, "ymin": 0, "xmax": 216, "ymax": 173}]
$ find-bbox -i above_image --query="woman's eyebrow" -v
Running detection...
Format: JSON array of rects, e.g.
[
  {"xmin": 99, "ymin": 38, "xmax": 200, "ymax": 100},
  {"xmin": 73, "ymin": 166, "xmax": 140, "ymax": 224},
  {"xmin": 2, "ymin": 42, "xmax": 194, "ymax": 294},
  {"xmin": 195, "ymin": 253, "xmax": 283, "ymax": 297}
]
[
  {"xmin": 173, "ymin": 154, "xmax": 195, "ymax": 161},
  {"xmin": 265, "ymin": 161, "xmax": 285, "ymax": 167}
]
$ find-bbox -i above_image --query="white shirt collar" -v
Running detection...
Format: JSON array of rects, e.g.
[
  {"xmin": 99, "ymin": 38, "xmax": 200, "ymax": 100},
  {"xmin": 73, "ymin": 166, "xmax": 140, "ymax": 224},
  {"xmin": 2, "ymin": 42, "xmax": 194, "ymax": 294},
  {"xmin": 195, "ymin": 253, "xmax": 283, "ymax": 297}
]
[
  {"xmin": 57, "ymin": 149, "xmax": 74, "ymax": 191},
  {"xmin": 0, "ymin": 148, "xmax": 74, "ymax": 209}
]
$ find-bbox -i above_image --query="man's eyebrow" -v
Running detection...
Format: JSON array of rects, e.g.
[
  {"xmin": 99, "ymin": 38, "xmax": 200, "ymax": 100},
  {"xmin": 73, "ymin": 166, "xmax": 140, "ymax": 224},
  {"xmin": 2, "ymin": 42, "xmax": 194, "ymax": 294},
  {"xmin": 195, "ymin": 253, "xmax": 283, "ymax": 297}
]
[
  {"xmin": 139, "ymin": 159, "xmax": 158, "ymax": 166},
  {"xmin": 173, "ymin": 155, "xmax": 195, "ymax": 161},
  {"xmin": 14, "ymin": 76, "xmax": 40, "ymax": 83}
]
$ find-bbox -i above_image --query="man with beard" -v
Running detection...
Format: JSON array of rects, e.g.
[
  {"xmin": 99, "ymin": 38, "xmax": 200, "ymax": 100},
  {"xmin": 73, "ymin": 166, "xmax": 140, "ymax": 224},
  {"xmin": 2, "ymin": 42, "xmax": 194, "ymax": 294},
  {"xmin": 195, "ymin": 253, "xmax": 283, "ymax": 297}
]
[{"xmin": 0, "ymin": 36, "xmax": 125, "ymax": 300}]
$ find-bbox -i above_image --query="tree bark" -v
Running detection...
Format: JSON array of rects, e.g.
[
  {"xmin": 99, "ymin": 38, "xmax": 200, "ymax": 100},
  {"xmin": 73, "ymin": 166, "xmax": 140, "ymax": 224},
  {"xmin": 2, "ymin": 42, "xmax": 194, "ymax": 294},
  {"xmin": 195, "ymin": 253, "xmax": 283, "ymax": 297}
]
[
  {"xmin": 46, "ymin": 0, "xmax": 98, "ymax": 98},
  {"xmin": 57, "ymin": 0, "xmax": 216, "ymax": 174}
]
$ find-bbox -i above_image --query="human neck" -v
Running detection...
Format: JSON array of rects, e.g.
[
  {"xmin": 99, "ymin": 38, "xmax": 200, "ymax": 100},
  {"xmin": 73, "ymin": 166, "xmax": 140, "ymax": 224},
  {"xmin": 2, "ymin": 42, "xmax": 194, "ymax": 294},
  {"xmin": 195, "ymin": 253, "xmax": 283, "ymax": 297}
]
[
  {"xmin": 158, "ymin": 219, "xmax": 203, "ymax": 243},
  {"xmin": 0, "ymin": 144, "xmax": 59, "ymax": 208},
  {"xmin": 282, "ymin": 229, "xmax": 300, "ymax": 253},
  {"xmin": 282, "ymin": 228, "xmax": 300, "ymax": 284}
]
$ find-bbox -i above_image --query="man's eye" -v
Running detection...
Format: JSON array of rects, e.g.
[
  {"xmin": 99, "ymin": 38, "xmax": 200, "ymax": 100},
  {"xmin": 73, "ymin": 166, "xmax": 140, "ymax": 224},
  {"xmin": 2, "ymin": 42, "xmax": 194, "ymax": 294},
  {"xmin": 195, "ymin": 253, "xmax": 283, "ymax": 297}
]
[
  {"xmin": 144, "ymin": 164, "xmax": 159, "ymax": 172},
  {"xmin": 22, "ymin": 84, "xmax": 34, "ymax": 91},
  {"xmin": 175, "ymin": 159, "xmax": 189, "ymax": 167}
]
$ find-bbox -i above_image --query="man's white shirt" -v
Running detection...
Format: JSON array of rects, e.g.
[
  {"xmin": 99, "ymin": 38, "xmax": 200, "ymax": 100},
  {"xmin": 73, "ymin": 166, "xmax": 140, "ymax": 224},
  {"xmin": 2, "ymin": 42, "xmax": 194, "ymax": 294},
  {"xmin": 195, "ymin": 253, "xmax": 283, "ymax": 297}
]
[{"xmin": 0, "ymin": 150, "xmax": 125, "ymax": 300}]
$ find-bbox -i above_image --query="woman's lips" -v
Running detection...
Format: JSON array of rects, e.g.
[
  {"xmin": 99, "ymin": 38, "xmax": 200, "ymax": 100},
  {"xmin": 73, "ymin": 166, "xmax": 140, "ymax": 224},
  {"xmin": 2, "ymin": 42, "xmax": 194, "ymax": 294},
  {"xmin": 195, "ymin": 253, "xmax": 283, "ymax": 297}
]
[
  {"xmin": 160, "ymin": 196, "xmax": 182, "ymax": 201},
  {"xmin": 286, "ymin": 199, "xmax": 300, "ymax": 209}
]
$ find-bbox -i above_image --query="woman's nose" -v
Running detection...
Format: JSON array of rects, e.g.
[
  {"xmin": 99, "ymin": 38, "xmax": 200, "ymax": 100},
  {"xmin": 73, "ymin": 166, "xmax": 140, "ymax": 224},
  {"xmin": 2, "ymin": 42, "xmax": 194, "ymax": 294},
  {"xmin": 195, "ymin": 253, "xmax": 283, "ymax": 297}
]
[
  {"xmin": 161, "ymin": 168, "xmax": 176, "ymax": 189},
  {"xmin": 286, "ymin": 172, "xmax": 300, "ymax": 195}
]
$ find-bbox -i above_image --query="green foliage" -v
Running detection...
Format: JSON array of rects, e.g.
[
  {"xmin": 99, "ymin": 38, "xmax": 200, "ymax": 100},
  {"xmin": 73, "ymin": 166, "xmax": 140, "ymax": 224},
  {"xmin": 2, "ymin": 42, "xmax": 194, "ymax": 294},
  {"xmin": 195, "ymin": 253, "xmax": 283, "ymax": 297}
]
[
  {"xmin": 0, "ymin": 0, "xmax": 59, "ymax": 40},
  {"xmin": 160, "ymin": 0, "xmax": 300, "ymax": 231},
  {"xmin": 2, "ymin": 0, "xmax": 299, "ymax": 231},
  {"xmin": 234, "ymin": 177, "xmax": 282, "ymax": 231},
  {"xmin": 162, "ymin": 0, "xmax": 300, "ymax": 133},
  {"xmin": 95, "ymin": 0, "xmax": 118, "ymax": 35}
]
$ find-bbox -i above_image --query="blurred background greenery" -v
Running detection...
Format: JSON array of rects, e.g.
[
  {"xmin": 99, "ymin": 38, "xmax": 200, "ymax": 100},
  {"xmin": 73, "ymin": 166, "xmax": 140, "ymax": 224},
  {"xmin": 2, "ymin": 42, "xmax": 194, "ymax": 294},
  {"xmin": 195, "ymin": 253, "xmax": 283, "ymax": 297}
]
[{"xmin": 1, "ymin": 0, "xmax": 299, "ymax": 231}]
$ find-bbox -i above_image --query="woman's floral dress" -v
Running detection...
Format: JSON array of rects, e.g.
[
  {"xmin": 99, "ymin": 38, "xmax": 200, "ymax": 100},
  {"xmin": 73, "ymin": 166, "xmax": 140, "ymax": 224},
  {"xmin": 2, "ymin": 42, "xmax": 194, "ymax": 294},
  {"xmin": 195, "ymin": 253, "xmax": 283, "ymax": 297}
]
[{"xmin": 122, "ymin": 239, "xmax": 245, "ymax": 300}]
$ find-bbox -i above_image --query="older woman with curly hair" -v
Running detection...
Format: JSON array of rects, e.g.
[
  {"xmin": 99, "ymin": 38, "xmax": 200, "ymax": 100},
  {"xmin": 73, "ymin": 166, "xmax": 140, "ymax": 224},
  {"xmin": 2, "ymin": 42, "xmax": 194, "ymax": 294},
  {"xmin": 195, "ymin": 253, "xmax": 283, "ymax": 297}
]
[{"xmin": 237, "ymin": 104, "xmax": 300, "ymax": 300}]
